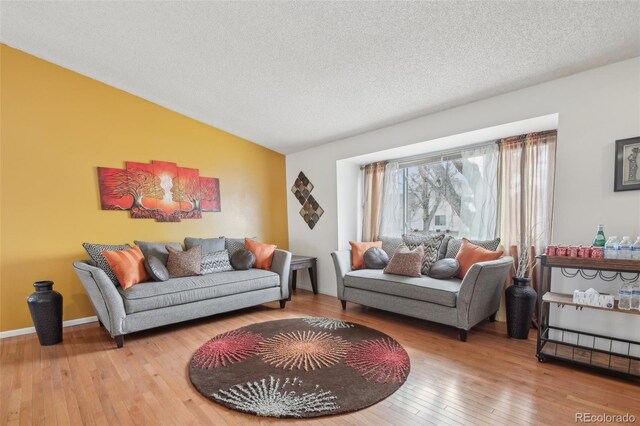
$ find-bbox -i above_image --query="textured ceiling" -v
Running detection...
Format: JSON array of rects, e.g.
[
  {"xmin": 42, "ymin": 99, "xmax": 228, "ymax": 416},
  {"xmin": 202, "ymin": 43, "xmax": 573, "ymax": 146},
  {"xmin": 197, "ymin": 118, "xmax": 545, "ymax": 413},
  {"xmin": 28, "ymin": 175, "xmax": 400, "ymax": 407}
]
[{"xmin": 1, "ymin": 2, "xmax": 639, "ymax": 154}]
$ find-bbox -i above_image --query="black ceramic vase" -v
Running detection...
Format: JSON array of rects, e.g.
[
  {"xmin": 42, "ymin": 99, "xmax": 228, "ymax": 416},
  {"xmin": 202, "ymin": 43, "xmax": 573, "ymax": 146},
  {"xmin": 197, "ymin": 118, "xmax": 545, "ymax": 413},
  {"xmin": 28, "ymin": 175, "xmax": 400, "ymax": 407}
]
[
  {"xmin": 505, "ymin": 277, "xmax": 537, "ymax": 339},
  {"xmin": 27, "ymin": 281, "xmax": 63, "ymax": 346}
]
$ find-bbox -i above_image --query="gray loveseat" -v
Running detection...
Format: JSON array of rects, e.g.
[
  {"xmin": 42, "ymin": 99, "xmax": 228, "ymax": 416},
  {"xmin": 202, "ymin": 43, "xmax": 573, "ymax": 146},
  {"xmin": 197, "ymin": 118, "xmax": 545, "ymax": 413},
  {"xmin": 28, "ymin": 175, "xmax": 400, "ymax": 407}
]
[
  {"xmin": 73, "ymin": 249, "xmax": 291, "ymax": 348},
  {"xmin": 331, "ymin": 250, "xmax": 512, "ymax": 341}
]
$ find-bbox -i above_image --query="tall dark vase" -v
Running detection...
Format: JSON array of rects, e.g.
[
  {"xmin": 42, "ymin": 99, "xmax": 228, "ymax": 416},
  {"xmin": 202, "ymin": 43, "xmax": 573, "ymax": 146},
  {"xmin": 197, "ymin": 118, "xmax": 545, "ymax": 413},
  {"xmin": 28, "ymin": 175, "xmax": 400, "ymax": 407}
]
[
  {"xmin": 505, "ymin": 277, "xmax": 537, "ymax": 339},
  {"xmin": 27, "ymin": 281, "xmax": 63, "ymax": 346}
]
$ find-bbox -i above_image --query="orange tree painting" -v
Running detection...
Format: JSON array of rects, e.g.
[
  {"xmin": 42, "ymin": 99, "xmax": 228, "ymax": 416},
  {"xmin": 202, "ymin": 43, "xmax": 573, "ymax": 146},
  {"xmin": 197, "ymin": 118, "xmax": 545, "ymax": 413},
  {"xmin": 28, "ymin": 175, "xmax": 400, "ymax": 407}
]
[{"xmin": 98, "ymin": 161, "xmax": 220, "ymax": 222}]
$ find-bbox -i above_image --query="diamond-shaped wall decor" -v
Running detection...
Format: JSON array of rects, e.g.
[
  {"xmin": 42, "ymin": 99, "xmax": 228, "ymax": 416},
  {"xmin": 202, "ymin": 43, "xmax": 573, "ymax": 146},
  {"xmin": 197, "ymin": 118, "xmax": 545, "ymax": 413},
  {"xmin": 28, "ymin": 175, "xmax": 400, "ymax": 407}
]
[
  {"xmin": 291, "ymin": 171, "xmax": 314, "ymax": 205},
  {"xmin": 299, "ymin": 194, "xmax": 324, "ymax": 229},
  {"xmin": 291, "ymin": 171, "xmax": 323, "ymax": 229}
]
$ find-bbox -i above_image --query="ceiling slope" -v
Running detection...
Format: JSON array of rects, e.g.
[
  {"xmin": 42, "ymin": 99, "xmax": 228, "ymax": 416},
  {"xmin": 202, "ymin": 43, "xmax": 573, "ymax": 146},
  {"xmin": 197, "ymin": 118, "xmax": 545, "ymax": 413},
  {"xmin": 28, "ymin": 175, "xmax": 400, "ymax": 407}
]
[{"xmin": 1, "ymin": 1, "xmax": 639, "ymax": 153}]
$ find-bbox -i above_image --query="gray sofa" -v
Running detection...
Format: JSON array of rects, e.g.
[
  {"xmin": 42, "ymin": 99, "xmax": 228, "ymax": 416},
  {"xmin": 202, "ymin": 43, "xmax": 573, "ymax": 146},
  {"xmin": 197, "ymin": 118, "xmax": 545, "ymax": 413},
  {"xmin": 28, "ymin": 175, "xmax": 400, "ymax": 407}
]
[
  {"xmin": 331, "ymin": 250, "xmax": 513, "ymax": 341},
  {"xmin": 73, "ymin": 249, "xmax": 291, "ymax": 348}
]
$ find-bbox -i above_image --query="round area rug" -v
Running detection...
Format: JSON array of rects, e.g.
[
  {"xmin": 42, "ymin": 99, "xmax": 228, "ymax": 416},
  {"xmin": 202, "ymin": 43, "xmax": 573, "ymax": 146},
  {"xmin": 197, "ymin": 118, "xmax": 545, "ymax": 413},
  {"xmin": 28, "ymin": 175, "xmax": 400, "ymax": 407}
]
[{"xmin": 189, "ymin": 317, "xmax": 410, "ymax": 418}]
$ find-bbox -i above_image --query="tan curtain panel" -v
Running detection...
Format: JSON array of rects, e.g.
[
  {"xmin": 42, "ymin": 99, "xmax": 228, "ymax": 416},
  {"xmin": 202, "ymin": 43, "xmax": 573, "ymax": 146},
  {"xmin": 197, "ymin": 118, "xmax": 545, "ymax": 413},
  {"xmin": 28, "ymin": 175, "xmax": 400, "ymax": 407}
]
[
  {"xmin": 362, "ymin": 162, "xmax": 387, "ymax": 242},
  {"xmin": 497, "ymin": 130, "xmax": 557, "ymax": 322}
]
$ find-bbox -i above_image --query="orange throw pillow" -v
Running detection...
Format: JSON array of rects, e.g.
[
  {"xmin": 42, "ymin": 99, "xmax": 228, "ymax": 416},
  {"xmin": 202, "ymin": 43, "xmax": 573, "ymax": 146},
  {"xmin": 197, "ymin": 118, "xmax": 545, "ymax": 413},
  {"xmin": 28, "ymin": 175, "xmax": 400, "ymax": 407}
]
[
  {"xmin": 102, "ymin": 245, "xmax": 150, "ymax": 290},
  {"xmin": 245, "ymin": 238, "xmax": 277, "ymax": 270},
  {"xmin": 349, "ymin": 241, "xmax": 383, "ymax": 270},
  {"xmin": 455, "ymin": 239, "xmax": 503, "ymax": 279}
]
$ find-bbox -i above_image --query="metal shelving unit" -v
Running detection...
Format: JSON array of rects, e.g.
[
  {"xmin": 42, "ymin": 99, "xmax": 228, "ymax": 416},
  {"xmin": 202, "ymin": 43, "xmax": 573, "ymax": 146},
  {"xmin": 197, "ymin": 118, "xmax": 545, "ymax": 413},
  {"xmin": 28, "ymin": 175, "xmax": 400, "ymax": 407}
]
[{"xmin": 537, "ymin": 255, "xmax": 640, "ymax": 379}]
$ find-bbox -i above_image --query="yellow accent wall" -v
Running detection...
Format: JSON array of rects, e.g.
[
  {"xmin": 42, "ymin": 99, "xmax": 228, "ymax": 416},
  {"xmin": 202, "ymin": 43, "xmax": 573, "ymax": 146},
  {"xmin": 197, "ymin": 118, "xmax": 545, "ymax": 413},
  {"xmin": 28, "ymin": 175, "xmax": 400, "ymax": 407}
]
[{"xmin": 0, "ymin": 45, "xmax": 289, "ymax": 332}]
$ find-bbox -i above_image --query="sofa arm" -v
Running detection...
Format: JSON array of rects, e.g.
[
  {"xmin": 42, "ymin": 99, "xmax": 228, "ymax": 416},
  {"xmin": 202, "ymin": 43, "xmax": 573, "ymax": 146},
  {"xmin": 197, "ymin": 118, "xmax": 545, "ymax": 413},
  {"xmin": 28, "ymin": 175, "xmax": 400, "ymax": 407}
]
[
  {"xmin": 270, "ymin": 249, "xmax": 292, "ymax": 299},
  {"xmin": 456, "ymin": 256, "xmax": 513, "ymax": 330},
  {"xmin": 73, "ymin": 261, "xmax": 126, "ymax": 336},
  {"xmin": 331, "ymin": 250, "xmax": 352, "ymax": 300}
]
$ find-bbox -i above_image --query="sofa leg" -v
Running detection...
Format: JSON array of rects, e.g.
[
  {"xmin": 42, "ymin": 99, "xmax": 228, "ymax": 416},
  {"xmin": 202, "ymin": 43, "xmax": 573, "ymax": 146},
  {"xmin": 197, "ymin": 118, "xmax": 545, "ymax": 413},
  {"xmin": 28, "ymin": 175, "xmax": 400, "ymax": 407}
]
[
  {"xmin": 489, "ymin": 312, "xmax": 497, "ymax": 323},
  {"xmin": 98, "ymin": 319, "xmax": 104, "ymax": 328},
  {"xmin": 340, "ymin": 300, "xmax": 347, "ymax": 310},
  {"xmin": 279, "ymin": 299, "xmax": 287, "ymax": 309},
  {"xmin": 114, "ymin": 335, "xmax": 124, "ymax": 348},
  {"xmin": 458, "ymin": 329, "xmax": 468, "ymax": 342}
]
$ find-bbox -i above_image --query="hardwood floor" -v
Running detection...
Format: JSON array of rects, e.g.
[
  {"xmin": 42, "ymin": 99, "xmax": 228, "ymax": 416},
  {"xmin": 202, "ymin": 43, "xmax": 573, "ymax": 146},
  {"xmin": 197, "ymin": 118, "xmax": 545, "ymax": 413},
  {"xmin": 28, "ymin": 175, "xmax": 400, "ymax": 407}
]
[{"xmin": 2, "ymin": 290, "xmax": 638, "ymax": 425}]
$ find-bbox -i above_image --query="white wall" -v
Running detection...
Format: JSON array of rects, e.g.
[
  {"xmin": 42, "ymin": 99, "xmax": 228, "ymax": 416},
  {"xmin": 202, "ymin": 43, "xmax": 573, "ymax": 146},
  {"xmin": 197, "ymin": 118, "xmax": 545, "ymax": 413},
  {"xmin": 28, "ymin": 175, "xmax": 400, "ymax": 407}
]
[{"xmin": 286, "ymin": 58, "xmax": 640, "ymax": 338}]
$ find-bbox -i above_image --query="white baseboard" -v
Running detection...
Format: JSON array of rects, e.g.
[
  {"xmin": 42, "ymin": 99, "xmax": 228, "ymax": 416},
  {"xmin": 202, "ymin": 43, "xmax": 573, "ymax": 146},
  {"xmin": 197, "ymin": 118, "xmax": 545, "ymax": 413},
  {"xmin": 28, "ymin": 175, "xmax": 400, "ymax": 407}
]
[{"xmin": 0, "ymin": 316, "xmax": 98, "ymax": 339}]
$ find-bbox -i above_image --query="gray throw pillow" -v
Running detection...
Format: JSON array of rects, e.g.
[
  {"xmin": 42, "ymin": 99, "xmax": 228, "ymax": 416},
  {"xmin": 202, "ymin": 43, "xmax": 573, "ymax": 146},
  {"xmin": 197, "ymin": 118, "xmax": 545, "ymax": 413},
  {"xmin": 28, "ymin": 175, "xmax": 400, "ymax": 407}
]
[
  {"xmin": 383, "ymin": 245, "xmax": 424, "ymax": 277},
  {"xmin": 82, "ymin": 242, "xmax": 132, "ymax": 286},
  {"xmin": 378, "ymin": 235, "xmax": 403, "ymax": 259},
  {"xmin": 166, "ymin": 245, "xmax": 201, "ymax": 278},
  {"xmin": 402, "ymin": 233, "xmax": 445, "ymax": 275},
  {"xmin": 428, "ymin": 258, "xmax": 460, "ymax": 279},
  {"xmin": 184, "ymin": 237, "xmax": 225, "ymax": 255},
  {"xmin": 135, "ymin": 240, "xmax": 183, "ymax": 265},
  {"xmin": 445, "ymin": 237, "xmax": 501, "ymax": 259},
  {"xmin": 231, "ymin": 249, "xmax": 256, "ymax": 270},
  {"xmin": 201, "ymin": 250, "xmax": 234, "ymax": 274},
  {"xmin": 144, "ymin": 255, "xmax": 170, "ymax": 282},
  {"xmin": 363, "ymin": 247, "xmax": 389, "ymax": 269}
]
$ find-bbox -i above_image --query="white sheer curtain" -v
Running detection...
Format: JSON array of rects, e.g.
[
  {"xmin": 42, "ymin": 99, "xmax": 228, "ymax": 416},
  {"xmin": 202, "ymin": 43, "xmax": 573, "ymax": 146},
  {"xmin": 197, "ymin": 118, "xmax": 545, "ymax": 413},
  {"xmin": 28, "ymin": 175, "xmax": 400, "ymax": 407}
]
[
  {"xmin": 459, "ymin": 143, "xmax": 500, "ymax": 240},
  {"xmin": 378, "ymin": 161, "xmax": 403, "ymax": 237},
  {"xmin": 497, "ymin": 130, "xmax": 557, "ymax": 321}
]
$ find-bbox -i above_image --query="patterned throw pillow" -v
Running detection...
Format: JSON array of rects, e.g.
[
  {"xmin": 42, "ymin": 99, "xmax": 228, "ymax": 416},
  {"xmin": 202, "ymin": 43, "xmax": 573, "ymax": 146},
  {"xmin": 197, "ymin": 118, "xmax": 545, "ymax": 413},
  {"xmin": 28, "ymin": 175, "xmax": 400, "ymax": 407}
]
[
  {"xmin": 402, "ymin": 233, "xmax": 445, "ymax": 275},
  {"xmin": 445, "ymin": 237, "xmax": 501, "ymax": 259},
  {"xmin": 101, "ymin": 246, "xmax": 150, "ymax": 290},
  {"xmin": 224, "ymin": 237, "xmax": 257, "ymax": 257},
  {"xmin": 82, "ymin": 242, "xmax": 132, "ymax": 286},
  {"xmin": 378, "ymin": 236, "xmax": 403, "ymax": 259},
  {"xmin": 201, "ymin": 250, "xmax": 234, "ymax": 274},
  {"xmin": 166, "ymin": 245, "xmax": 201, "ymax": 278},
  {"xmin": 383, "ymin": 245, "xmax": 424, "ymax": 277}
]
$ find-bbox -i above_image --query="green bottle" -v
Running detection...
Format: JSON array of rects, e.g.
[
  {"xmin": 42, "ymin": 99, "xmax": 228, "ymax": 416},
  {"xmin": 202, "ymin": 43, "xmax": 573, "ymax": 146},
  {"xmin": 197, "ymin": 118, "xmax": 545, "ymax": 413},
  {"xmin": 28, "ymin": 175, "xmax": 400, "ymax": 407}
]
[{"xmin": 592, "ymin": 224, "xmax": 606, "ymax": 247}]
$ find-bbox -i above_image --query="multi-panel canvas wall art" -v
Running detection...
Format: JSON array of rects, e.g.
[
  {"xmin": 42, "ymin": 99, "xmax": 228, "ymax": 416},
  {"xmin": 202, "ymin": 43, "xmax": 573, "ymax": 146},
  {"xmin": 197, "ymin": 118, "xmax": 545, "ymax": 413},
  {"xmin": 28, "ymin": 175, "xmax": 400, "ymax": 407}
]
[{"xmin": 98, "ymin": 160, "xmax": 220, "ymax": 222}]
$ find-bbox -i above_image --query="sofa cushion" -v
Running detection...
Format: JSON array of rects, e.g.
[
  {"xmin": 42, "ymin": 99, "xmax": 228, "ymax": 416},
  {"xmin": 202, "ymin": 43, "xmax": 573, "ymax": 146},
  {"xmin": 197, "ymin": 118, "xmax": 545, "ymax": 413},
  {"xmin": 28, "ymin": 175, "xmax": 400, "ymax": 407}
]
[
  {"xmin": 245, "ymin": 238, "xmax": 277, "ymax": 270},
  {"xmin": 82, "ymin": 242, "xmax": 131, "ymax": 286},
  {"xmin": 445, "ymin": 237, "xmax": 500, "ymax": 259},
  {"xmin": 378, "ymin": 236, "xmax": 403, "ymax": 258},
  {"xmin": 118, "ymin": 269, "xmax": 280, "ymax": 314},
  {"xmin": 135, "ymin": 241, "xmax": 183, "ymax": 265},
  {"xmin": 439, "ymin": 235, "xmax": 453, "ymax": 260},
  {"xmin": 184, "ymin": 237, "xmax": 225, "ymax": 255},
  {"xmin": 402, "ymin": 233, "xmax": 445, "ymax": 274},
  {"xmin": 383, "ymin": 245, "xmax": 424, "ymax": 277},
  {"xmin": 455, "ymin": 239, "xmax": 503, "ymax": 279},
  {"xmin": 102, "ymin": 245, "xmax": 150, "ymax": 290},
  {"xmin": 344, "ymin": 269, "xmax": 461, "ymax": 307},
  {"xmin": 349, "ymin": 241, "xmax": 383, "ymax": 270},
  {"xmin": 144, "ymin": 255, "xmax": 169, "ymax": 282},
  {"xmin": 363, "ymin": 247, "xmax": 389, "ymax": 269},
  {"xmin": 167, "ymin": 245, "xmax": 201, "ymax": 277},
  {"xmin": 201, "ymin": 250, "xmax": 233, "ymax": 274},
  {"xmin": 224, "ymin": 237, "xmax": 257, "ymax": 257},
  {"xmin": 428, "ymin": 258, "xmax": 460, "ymax": 279},
  {"xmin": 231, "ymin": 249, "xmax": 256, "ymax": 270}
]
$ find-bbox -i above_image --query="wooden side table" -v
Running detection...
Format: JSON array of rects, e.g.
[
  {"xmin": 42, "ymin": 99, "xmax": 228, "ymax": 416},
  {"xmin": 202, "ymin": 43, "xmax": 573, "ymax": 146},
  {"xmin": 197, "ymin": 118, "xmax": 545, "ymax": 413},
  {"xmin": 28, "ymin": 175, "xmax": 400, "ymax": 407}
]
[{"xmin": 289, "ymin": 255, "xmax": 318, "ymax": 299}]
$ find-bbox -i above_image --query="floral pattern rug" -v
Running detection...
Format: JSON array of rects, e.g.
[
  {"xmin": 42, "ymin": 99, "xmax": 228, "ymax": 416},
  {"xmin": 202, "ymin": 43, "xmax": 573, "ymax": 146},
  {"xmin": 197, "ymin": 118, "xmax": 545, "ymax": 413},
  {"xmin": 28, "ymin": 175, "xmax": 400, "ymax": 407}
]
[{"xmin": 189, "ymin": 317, "xmax": 410, "ymax": 418}]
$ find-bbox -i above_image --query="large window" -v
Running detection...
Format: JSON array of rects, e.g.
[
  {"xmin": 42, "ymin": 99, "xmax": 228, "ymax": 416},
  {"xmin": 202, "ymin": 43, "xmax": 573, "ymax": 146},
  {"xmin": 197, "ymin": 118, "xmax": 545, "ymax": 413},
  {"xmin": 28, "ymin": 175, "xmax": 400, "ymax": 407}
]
[{"xmin": 380, "ymin": 143, "xmax": 499, "ymax": 239}]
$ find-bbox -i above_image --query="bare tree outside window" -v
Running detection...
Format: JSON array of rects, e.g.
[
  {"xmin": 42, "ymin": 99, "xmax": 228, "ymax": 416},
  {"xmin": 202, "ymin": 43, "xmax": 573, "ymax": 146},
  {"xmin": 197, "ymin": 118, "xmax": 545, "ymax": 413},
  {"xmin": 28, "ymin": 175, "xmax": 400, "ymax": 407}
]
[{"xmin": 404, "ymin": 157, "xmax": 485, "ymax": 236}]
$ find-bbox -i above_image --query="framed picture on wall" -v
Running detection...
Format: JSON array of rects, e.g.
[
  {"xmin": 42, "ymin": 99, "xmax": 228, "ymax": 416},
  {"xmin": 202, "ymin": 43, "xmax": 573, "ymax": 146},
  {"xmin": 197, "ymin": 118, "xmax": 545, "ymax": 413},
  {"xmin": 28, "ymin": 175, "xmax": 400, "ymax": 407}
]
[{"xmin": 614, "ymin": 136, "xmax": 640, "ymax": 192}]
